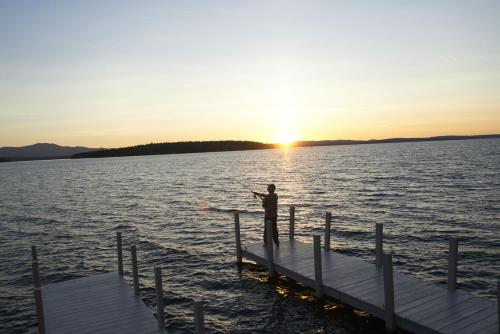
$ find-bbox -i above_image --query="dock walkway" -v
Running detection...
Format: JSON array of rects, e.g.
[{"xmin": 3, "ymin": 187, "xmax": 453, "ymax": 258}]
[
  {"xmin": 30, "ymin": 233, "xmax": 208, "ymax": 334},
  {"xmin": 41, "ymin": 272, "xmax": 165, "ymax": 334},
  {"xmin": 234, "ymin": 209, "xmax": 499, "ymax": 334}
]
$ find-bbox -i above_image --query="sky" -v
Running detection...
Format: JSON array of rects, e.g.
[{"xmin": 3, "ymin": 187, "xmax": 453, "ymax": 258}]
[{"xmin": 1, "ymin": 0, "xmax": 499, "ymax": 147}]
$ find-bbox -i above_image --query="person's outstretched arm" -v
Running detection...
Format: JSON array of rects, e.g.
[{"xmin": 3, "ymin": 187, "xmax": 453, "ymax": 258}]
[{"xmin": 252, "ymin": 191, "xmax": 266, "ymax": 199}]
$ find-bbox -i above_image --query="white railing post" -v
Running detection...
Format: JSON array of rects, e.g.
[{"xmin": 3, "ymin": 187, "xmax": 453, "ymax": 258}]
[
  {"xmin": 448, "ymin": 238, "xmax": 458, "ymax": 290},
  {"xmin": 324, "ymin": 212, "xmax": 332, "ymax": 250},
  {"xmin": 131, "ymin": 245, "xmax": 139, "ymax": 296},
  {"xmin": 383, "ymin": 253, "xmax": 395, "ymax": 330},
  {"xmin": 34, "ymin": 287, "xmax": 46, "ymax": 334},
  {"xmin": 376, "ymin": 223, "xmax": 383, "ymax": 267},
  {"xmin": 31, "ymin": 247, "xmax": 45, "ymax": 334},
  {"xmin": 117, "ymin": 232, "xmax": 123, "ymax": 276},
  {"xmin": 31, "ymin": 245, "xmax": 38, "ymax": 262},
  {"xmin": 154, "ymin": 266, "xmax": 165, "ymax": 329},
  {"xmin": 234, "ymin": 212, "xmax": 242, "ymax": 266},
  {"xmin": 313, "ymin": 235, "xmax": 323, "ymax": 297},
  {"xmin": 194, "ymin": 301, "xmax": 205, "ymax": 334},
  {"xmin": 289, "ymin": 206, "xmax": 295, "ymax": 240},
  {"xmin": 32, "ymin": 260, "xmax": 41, "ymax": 288},
  {"xmin": 266, "ymin": 220, "xmax": 275, "ymax": 278},
  {"xmin": 497, "ymin": 280, "xmax": 499, "ymax": 334}
]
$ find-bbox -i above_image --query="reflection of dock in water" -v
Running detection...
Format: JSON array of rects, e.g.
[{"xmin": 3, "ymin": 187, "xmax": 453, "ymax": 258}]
[
  {"xmin": 235, "ymin": 207, "xmax": 499, "ymax": 334},
  {"xmin": 30, "ymin": 233, "xmax": 205, "ymax": 334}
]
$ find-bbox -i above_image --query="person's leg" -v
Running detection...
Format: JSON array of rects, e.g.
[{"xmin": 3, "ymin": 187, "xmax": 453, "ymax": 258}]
[
  {"xmin": 263, "ymin": 218, "xmax": 267, "ymax": 245},
  {"xmin": 272, "ymin": 217, "xmax": 279, "ymax": 246}
]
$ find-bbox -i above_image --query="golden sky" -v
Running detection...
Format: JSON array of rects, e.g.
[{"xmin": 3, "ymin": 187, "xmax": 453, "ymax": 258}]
[{"xmin": 1, "ymin": 1, "xmax": 499, "ymax": 147}]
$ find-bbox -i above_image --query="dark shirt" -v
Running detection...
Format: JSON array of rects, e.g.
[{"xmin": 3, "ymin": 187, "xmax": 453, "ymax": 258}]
[{"xmin": 263, "ymin": 193, "xmax": 278, "ymax": 218}]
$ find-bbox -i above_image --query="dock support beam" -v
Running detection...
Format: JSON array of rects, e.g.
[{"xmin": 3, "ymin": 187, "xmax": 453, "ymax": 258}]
[
  {"xmin": 289, "ymin": 206, "xmax": 295, "ymax": 240},
  {"xmin": 497, "ymin": 280, "xmax": 499, "ymax": 334},
  {"xmin": 154, "ymin": 266, "xmax": 165, "ymax": 329},
  {"xmin": 117, "ymin": 232, "xmax": 123, "ymax": 276},
  {"xmin": 31, "ymin": 247, "xmax": 45, "ymax": 334},
  {"xmin": 383, "ymin": 254, "xmax": 395, "ymax": 331},
  {"xmin": 234, "ymin": 212, "xmax": 242, "ymax": 266},
  {"xmin": 131, "ymin": 245, "xmax": 139, "ymax": 296},
  {"xmin": 448, "ymin": 238, "xmax": 458, "ymax": 290},
  {"xmin": 194, "ymin": 301, "xmax": 205, "ymax": 334},
  {"xmin": 265, "ymin": 220, "xmax": 275, "ymax": 278},
  {"xmin": 376, "ymin": 223, "xmax": 383, "ymax": 267},
  {"xmin": 324, "ymin": 212, "xmax": 331, "ymax": 250},
  {"xmin": 313, "ymin": 235, "xmax": 323, "ymax": 297}
]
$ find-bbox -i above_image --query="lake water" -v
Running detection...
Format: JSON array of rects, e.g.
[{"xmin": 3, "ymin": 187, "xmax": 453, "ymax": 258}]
[{"xmin": 1, "ymin": 139, "xmax": 499, "ymax": 334}]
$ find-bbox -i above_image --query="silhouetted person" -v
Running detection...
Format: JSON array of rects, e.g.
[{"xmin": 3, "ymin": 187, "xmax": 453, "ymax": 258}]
[{"xmin": 253, "ymin": 184, "xmax": 279, "ymax": 246}]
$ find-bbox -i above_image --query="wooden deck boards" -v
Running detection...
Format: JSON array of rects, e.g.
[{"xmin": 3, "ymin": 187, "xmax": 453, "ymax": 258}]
[
  {"xmin": 241, "ymin": 239, "xmax": 498, "ymax": 334},
  {"xmin": 41, "ymin": 272, "xmax": 166, "ymax": 334}
]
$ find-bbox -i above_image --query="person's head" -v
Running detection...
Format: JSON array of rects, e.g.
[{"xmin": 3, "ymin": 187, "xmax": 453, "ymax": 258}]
[{"xmin": 267, "ymin": 183, "xmax": 276, "ymax": 194}]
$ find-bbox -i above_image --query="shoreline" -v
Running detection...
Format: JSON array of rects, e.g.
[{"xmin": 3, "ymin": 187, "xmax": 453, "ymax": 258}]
[
  {"xmin": 1, "ymin": 134, "xmax": 498, "ymax": 162},
  {"xmin": 71, "ymin": 134, "xmax": 500, "ymax": 160}
]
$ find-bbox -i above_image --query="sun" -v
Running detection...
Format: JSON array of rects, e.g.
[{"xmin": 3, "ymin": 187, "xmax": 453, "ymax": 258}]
[
  {"xmin": 271, "ymin": 118, "xmax": 299, "ymax": 146},
  {"xmin": 273, "ymin": 128, "xmax": 298, "ymax": 146}
]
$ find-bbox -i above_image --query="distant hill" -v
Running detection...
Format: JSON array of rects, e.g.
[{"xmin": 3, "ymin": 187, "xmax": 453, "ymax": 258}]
[
  {"xmin": 72, "ymin": 141, "xmax": 276, "ymax": 159},
  {"xmin": 0, "ymin": 143, "xmax": 100, "ymax": 161},
  {"xmin": 296, "ymin": 134, "xmax": 500, "ymax": 147}
]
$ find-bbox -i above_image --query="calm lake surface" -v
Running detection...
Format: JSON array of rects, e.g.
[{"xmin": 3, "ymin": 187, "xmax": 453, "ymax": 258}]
[{"xmin": 1, "ymin": 139, "xmax": 499, "ymax": 334}]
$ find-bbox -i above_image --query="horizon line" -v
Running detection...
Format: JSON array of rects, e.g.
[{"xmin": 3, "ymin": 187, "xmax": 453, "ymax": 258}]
[{"xmin": 2, "ymin": 133, "xmax": 499, "ymax": 149}]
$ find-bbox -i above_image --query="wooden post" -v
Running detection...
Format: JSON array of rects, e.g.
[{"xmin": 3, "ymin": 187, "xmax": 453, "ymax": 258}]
[
  {"xmin": 117, "ymin": 232, "xmax": 123, "ymax": 276},
  {"xmin": 31, "ymin": 245, "xmax": 38, "ymax": 261},
  {"xmin": 131, "ymin": 245, "xmax": 139, "ymax": 296},
  {"xmin": 324, "ymin": 212, "xmax": 332, "ymax": 250},
  {"xmin": 289, "ymin": 206, "xmax": 295, "ymax": 240},
  {"xmin": 376, "ymin": 223, "xmax": 383, "ymax": 267},
  {"xmin": 34, "ymin": 287, "xmax": 46, "ymax": 334},
  {"xmin": 194, "ymin": 301, "xmax": 205, "ymax": 334},
  {"xmin": 30, "ymin": 247, "xmax": 45, "ymax": 334},
  {"xmin": 448, "ymin": 238, "xmax": 458, "ymax": 290},
  {"xmin": 313, "ymin": 235, "xmax": 323, "ymax": 297},
  {"xmin": 497, "ymin": 280, "xmax": 499, "ymax": 334},
  {"xmin": 383, "ymin": 253, "xmax": 395, "ymax": 331},
  {"xmin": 234, "ymin": 212, "xmax": 242, "ymax": 266},
  {"xmin": 154, "ymin": 266, "xmax": 165, "ymax": 329},
  {"xmin": 266, "ymin": 220, "xmax": 275, "ymax": 278},
  {"xmin": 32, "ymin": 260, "xmax": 41, "ymax": 288}
]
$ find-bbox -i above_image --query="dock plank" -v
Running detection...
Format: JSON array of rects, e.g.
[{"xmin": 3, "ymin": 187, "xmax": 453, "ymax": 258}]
[
  {"xmin": 428, "ymin": 297, "xmax": 493, "ymax": 331},
  {"xmin": 439, "ymin": 306, "xmax": 497, "ymax": 334}
]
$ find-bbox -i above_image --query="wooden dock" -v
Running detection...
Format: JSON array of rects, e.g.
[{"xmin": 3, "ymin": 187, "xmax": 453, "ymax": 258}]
[
  {"xmin": 31, "ymin": 233, "xmax": 206, "ymax": 334},
  {"xmin": 234, "ymin": 209, "xmax": 499, "ymax": 334},
  {"xmin": 40, "ymin": 272, "xmax": 165, "ymax": 334}
]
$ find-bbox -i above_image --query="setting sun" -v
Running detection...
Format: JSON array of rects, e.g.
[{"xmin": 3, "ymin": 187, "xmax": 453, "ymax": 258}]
[
  {"xmin": 271, "ymin": 120, "xmax": 299, "ymax": 145},
  {"xmin": 273, "ymin": 130, "xmax": 298, "ymax": 146}
]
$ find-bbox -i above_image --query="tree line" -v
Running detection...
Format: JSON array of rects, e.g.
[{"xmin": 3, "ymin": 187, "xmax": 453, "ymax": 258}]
[{"xmin": 72, "ymin": 140, "xmax": 278, "ymax": 159}]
